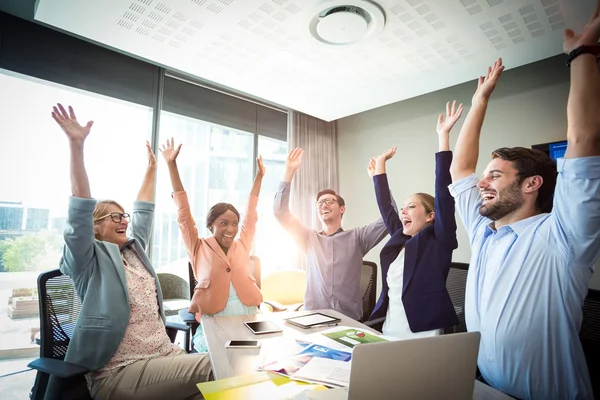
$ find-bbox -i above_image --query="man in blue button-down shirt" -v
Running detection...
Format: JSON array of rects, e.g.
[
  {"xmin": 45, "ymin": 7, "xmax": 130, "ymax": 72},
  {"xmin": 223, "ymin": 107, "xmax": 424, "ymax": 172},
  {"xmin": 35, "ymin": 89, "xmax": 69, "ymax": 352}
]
[{"xmin": 447, "ymin": 5, "xmax": 600, "ymax": 399}]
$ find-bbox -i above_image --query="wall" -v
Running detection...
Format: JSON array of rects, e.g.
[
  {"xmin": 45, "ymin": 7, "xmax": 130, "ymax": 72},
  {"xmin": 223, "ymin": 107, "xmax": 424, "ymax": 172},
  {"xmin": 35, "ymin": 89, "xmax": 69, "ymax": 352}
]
[{"xmin": 337, "ymin": 55, "xmax": 600, "ymax": 291}]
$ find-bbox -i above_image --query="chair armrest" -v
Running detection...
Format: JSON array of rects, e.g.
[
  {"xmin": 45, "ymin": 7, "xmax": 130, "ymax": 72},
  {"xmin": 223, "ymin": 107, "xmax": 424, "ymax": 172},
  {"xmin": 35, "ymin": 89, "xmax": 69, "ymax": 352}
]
[
  {"xmin": 28, "ymin": 358, "xmax": 88, "ymax": 379},
  {"xmin": 178, "ymin": 309, "xmax": 197, "ymax": 324},
  {"xmin": 166, "ymin": 321, "xmax": 191, "ymax": 332},
  {"xmin": 262, "ymin": 300, "xmax": 287, "ymax": 312},
  {"xmin": 363, "ymin": 317, "xmax": 386, "ymax": 328}
]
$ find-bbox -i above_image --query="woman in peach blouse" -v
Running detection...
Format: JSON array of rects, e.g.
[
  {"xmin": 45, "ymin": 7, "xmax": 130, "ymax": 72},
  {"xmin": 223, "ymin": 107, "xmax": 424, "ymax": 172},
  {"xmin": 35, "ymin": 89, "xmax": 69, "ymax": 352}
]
[{"xmin": 160, "ymin": 138, "xmax": 264, "ymax": 352}]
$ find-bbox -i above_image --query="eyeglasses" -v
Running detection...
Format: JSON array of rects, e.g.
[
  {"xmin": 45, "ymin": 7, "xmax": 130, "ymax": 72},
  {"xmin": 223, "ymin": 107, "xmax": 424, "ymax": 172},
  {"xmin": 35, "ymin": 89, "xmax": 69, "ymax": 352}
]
[
  {"xmin": 316, "ymin": 198, "xmax": 338, "ymax": 208},
  {"xmin": 95, "ymin": 212, "xmax": 130, "ymax": 223}
]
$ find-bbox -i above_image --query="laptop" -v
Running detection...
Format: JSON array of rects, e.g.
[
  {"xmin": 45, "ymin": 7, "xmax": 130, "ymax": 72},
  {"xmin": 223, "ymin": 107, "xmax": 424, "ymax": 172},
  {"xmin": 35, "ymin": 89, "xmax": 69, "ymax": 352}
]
[{"xmin": 347, "ymin": 331, "xmax": 481, "ymax": 400}]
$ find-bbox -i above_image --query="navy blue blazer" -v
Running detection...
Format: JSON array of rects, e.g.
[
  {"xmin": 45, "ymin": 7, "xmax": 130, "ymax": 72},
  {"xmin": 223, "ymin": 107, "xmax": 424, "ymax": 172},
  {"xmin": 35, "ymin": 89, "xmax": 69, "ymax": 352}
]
[{"xmin": 369, "ymin": 151, "xmax": 459, "ymax": 332}]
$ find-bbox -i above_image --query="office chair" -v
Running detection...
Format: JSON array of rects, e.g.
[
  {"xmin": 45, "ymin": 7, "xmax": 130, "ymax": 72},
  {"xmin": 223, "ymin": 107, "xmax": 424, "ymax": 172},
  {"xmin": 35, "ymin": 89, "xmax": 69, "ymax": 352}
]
[
  {"xmin": 360, "ymin": 261, "xmax": 378, "ymax": 322},
  {"xmin": 580, "ymin": 288, "xmax": 600, "ymax": 399},
  {"xmin": 157, "ymin": 272, "xmax": 190, "ymax": 316},
  {"xmin": 444, "ymin": 262, "xmax": 469, "ymax": 334},
  {"xmin": 260, "ymin": 268, "xmax": 306, "ymax": 313},
  {"xmin": 28, "ymin": 269, "xmax": 189, "ymax": 400},
  {"xmin": 178, "ymin": 256, "xmax": 262, "ymax": 352}
]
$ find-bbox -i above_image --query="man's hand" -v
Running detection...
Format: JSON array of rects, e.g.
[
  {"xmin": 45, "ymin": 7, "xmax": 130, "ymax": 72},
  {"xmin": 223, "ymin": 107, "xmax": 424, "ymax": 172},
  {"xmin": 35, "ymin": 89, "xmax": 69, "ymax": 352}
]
[
  {"xmin": 159, "ymin": 138, "xmax": 182, "ymax": 164},
  {"xmin": 472, "ymin": 58, "xmax": 505, "ymax": 104},
  {"xmin": 145, "ymin": 140, "xmax": 157, "ymax": 169},
  {"xmin": 563, "ymin": 0, "xmax": 600, "ymax": 54},
  {"xmin": 285, "ymin": 148, "xmax": 303, "ymax": 173},
  {"xmin": 437, "ymin": 100, "xmax": 464, "ymax": 136},
  {"xmin": 256, "ymin": 155, "xmax": 266, "ymax": 178},
  {"xmin": 51, "ymin": 104, "xmax": 93, "ymax": 143}
]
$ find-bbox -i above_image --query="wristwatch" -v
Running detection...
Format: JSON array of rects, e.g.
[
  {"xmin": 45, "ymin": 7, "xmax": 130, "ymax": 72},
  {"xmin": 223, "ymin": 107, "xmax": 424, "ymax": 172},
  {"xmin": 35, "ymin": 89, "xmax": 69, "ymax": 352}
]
[{"xmin": 566, "ymin": 45, "xmax": 600, "ymax": 67}]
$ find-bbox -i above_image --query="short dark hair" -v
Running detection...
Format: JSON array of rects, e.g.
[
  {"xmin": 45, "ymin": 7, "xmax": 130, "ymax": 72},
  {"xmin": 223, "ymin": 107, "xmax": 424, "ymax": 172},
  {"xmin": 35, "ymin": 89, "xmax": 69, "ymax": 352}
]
[
  {"xmin": 206, "ymin": 203, "xmax": 240, "ymax": 232},
  {"xmin": 491, "ymin": 147, "xmax": 557, "ymax": 213},
  {"xmin": 316, "ymin": 189, "xmax": 345, "ymax": 207}
]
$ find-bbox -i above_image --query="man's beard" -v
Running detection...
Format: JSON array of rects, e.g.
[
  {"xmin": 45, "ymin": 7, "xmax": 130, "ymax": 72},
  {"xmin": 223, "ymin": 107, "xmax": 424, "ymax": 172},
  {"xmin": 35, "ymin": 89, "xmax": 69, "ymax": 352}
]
[{"xmin": 479, "ymin": 180, "xmax": 524, "ymax": 221}]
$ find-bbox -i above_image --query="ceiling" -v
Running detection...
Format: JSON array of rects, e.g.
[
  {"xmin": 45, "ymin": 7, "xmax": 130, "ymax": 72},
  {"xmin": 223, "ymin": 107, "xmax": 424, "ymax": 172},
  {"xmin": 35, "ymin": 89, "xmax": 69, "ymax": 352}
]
[{"xmin": 32, "ymin": 0, "xmax": 594, "ymax": 121}]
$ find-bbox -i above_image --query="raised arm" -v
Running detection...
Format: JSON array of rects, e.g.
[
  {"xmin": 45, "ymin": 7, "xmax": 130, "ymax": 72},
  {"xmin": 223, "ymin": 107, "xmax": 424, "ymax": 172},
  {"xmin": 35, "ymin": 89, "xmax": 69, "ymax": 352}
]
[
  {"xmin": 450, "ymin": 59, "xmax": 504, "ymax": 182},
  {"xmin": 52, "ymin": 104, "xmax": 93, "ymax": 199},
  {"xmin": 240, "ymin": 156, "xmax": 264, "ymax": 250},
  {"xmin": 370, "ymin": 148, "xmax": 403, "ymax": 236},
  {"xmin": 433, "ymin": 101, "xmax": 463, "ymax": 248},
  {"xmin": 273, "ymin": 148, "xmax": 310, "ymax": 251},
  {"xmin": 131, "ymin": 142, "xmax": 157, "ymax": 250},
  {"xmin": 160, "ymin": 139, "xmax": 200, "ymax": 257},
  {"xmin": 548, "ymin": 3, "xmax": 600, "ymax": 267},
  {"xmin": 136, "ymin": 141, "xmax": 157, "ymax": 202},
  {"xmin": 52, "ymin": 104, "xmax": 96, "ymax": 277},
  {"xmin": 563, "ymin": 0, "xmax": 600, "ymax": 158}
]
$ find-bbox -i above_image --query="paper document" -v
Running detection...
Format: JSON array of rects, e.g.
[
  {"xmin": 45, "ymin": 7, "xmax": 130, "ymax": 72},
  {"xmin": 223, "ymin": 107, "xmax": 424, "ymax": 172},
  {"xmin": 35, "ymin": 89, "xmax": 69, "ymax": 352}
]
[
  {"xmin": 259, "ymin": 344, "xmax": 352, "ymax": 387},
  {"xmin": 320, "ymin": 326, "xmax": 388, "ymax": 349},
  {"xmin": 291, "ymin": 357, "xmax": 351, "ymax": 387}
]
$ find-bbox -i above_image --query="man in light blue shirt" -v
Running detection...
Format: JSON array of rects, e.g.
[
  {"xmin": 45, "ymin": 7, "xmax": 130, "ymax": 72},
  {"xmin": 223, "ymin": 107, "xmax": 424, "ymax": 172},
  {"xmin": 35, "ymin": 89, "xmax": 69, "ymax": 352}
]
[{"xmin": 447, "ymin": 7, "xmax": 600, "ymax": 398}]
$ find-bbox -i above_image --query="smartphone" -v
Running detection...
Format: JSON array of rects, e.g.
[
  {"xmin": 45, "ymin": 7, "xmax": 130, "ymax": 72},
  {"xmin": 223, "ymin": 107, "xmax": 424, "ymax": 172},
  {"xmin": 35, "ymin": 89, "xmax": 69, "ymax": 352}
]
[{"xmin": 225, "ymin": 340, "xmax": 261, "ymax": 349}]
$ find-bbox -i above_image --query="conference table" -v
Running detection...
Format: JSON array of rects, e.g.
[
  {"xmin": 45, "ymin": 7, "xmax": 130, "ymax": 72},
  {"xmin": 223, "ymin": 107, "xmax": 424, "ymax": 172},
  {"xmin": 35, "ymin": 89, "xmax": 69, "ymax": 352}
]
[{"xmin": 201, "ymin": 309, "xmax": 511, "ymax": 399}]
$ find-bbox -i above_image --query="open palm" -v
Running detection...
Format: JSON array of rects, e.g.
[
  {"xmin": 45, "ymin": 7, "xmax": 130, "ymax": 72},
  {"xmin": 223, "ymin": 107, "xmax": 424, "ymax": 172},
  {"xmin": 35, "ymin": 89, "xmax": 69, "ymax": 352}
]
[
  {"xmin": 376, "ymin": 147, "xmax": 397, "ymax": 163},
  {"xmin": 159, "ymin": 138, "xmax": 182, "ymax": 163},
  {"xmin": 256, "ymin": 155, "xmax": 266, "ymax": 177},
  {"xmin": 51, "ymin": 103, "xmax": 93, "ymax": 142},
  {"xmin": 286, "ymin": 148, "xmax": 303, "ymax": 172},
  {"xmin": 472, "ymin": 58, "xmax": 505, "ymax": 103},
  {"xmin": 437, "ymin": 100, "xmax": 464, "ymax": 135},
  {"xmin": 367, "ymin": 158, "xmax": 376, "ymax": 177},
  {"xmin": 563, "ymin": 0, "xmax": 600, "ymax": 54}
]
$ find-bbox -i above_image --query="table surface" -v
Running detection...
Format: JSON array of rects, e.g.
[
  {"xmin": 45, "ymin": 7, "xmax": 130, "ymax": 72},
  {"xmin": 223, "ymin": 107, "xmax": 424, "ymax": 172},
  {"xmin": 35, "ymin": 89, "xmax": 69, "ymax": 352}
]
[{"xmin": 201, "ymin": 309, "xmax": 511, "ymax": 400}]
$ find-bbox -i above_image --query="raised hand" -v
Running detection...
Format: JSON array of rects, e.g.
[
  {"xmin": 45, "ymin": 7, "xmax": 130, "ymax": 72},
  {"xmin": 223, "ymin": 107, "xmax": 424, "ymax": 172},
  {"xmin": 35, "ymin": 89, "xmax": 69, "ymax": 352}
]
[
  {"xmin": 256, "ymin": 155, "xmax": 266, "ymax": 178},
  {"xmin": 159, "ymin": 138, "xmax": 182, "ymax": 164},
  {"xmin": 367, "ymin": 158, "xmax": 376, "ymax": 178},
  {"xmin": 375, "ymin": 147, "xmax": 397, "ymax": 163},
  {"xmin": 51, "ymin": 104, "xmax": 93, "ymax": 143},
  {"xmin": 563, "ymin": 0, "xmax": 600, "ymax": 54},
  {"xmin": 145, "ymin": 140, "xmax": 157, "ymax": 169},
  {"xmin": 437, "ymin": 100, "xmax": 464, "ymax": 135},
  {"xmin": 285, "ymin": 148, "xmax": 304, "ymax": 172},
  {"xmin": 472, "ymin": 58, "xmax": 505, "ymax": 104}
]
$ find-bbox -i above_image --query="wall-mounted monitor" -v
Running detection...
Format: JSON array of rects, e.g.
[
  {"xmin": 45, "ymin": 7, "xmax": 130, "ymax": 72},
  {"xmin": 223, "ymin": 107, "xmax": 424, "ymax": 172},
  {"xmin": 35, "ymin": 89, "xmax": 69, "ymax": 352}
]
[{"xmin": 531, "ymin": 140, "xmax": 567, "ymax": 161}]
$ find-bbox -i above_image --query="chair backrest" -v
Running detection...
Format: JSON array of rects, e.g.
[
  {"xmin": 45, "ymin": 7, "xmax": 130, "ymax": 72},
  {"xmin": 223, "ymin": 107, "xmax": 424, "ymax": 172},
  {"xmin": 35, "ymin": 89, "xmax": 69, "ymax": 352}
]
[
  {"xmin": 445, "ymin": 262, "xmax": 469, "ymax": 334},
  {"xmin": 261, "ymin": 269, "xmax": 306, "ymax": 305},
  {"xmin": 580, "ymin": 288, "xmax": 600, "ymax": 397},
  {"xmin": 360, "ymin": 261, "xmax": 378, "ymax": 322},
  {"xmin": 186, "ymin": 255, "xmax": 262, "ymax": 296},
  {"xmin": 37, "ymin": 269, "xmax": 82, "ymax": 361},
  {"xmin": 157, "ymin": 273, "xmax": 189, "ymax": 300}
]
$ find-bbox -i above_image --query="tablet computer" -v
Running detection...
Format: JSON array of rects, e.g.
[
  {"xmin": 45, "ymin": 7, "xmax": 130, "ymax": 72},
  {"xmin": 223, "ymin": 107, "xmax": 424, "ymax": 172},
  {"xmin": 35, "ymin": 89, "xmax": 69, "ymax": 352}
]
[
  {"xmin": 284, "ymin": 312, "xmax": 342, "ymax": 329},
  {"xmin": 244, "ymin": 320, "xmax": 283, "ymax": 335}
]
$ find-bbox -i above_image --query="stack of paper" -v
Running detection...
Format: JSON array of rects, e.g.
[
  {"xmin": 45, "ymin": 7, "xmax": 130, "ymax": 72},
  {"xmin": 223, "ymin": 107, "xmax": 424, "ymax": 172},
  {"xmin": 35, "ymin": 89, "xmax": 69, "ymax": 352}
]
[{"xmin": 258, "ymin": 344, "xmax": 352, "ymax": 387}]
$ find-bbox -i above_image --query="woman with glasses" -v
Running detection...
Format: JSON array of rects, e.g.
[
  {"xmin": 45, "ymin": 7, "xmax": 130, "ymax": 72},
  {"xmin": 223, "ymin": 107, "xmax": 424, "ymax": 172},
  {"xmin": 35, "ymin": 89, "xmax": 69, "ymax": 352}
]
[
  {"xmin": 160, "ymin": 138, "xmax": 264, "ymax": 353},
  {"xmin": 366, "ymin": 101, "xmax": 463, "ymax": 340},
  {"xmin": 53, "ymin": 104, "xmax": 212, "ymax": 400}
]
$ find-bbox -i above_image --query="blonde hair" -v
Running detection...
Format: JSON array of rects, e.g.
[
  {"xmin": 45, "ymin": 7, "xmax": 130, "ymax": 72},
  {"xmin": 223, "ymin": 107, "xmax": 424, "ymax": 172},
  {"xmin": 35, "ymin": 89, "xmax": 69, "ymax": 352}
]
[
  {"xmin": 413, "ymin": 193, "xmax": 435, "ymax": 222},
  {"xmin": 93, "ymin": 200, "xmax": 125, "ymax": 223}
]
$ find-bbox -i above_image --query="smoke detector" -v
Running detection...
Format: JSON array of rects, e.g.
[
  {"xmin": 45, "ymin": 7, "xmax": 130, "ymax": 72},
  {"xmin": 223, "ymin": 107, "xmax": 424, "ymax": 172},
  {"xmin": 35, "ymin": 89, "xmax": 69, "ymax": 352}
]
[{"xmin": 307, "ymin": 0, "xmax": 386, "ymax": 46}]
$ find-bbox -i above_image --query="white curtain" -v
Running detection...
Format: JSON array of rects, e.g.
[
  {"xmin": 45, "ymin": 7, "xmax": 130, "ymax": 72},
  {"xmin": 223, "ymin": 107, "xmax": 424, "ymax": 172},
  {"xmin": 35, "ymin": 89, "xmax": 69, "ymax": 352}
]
[{"xmin": 288, "ymin": 111, "xmax": 339, "ymax": 231}]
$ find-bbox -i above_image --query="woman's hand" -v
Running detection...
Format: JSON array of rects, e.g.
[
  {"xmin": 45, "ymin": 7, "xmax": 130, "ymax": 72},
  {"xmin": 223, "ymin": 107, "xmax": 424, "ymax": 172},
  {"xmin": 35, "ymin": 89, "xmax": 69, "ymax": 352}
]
[
  {"xmin": 256, "ymin": 155, "xmax": 266, "ymax": 178},
  {"xmin": 375, "ymin": 147, "xmax": 397, "ymax": 163},
  {"xmin": 51, "ymin": 103, "xmax": 93, "ymax": 143},
  {"xmin": 367, "ymin": 158, "xmax": 376, "ymax": 178},
  {"xmin": 145, "ymin": 140, "xmax": 157, "ymax": 169},
  {"xmin": 159, "ymin": 138, "xmax": 182, "ymax": 164},
  {"xmin": 436, "ymin": 100, "xmax": 464, "ymax": 136}
]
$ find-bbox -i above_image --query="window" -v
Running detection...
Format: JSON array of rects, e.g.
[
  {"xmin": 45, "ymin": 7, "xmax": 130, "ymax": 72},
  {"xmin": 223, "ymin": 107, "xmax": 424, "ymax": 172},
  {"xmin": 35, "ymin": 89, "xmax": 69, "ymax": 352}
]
[
  {"xmin": 152, "ymin": 112, "xmax": 254, "ymax": 273},
  {"xmin": 0, "ymin": 70, "xmax": 152, "ymax": 358},
  {"xmin": 255, "ymin": 136, "xmax": 297, "ymax": 272}
]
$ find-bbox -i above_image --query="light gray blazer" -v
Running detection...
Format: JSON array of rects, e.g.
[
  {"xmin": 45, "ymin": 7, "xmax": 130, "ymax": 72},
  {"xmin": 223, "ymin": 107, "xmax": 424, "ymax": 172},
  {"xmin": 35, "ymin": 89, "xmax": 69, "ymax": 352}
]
[{"xmin": 60, "ymin": 196, "xmax": 166, "ymax": 371}]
